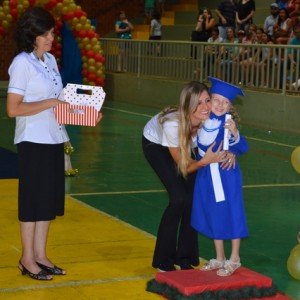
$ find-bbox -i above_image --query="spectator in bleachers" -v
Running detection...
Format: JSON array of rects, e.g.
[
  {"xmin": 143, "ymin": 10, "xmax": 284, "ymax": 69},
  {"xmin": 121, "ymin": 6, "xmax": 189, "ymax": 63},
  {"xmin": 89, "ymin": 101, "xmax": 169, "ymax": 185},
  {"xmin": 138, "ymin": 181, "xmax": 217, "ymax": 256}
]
[
  {"xmin": 254, "ymin": 32, "xmax": 274, "ymax": 88},
  {"xmin": 287, "ymin": 0, "xmax": 300, "ymax": 23},
  {"xmin": 255, "ymin": 27, "xmax": 264, "ymax": 43},
  {"xmin": 218, "ymin": 27, "xmax": 239, "ymax": 82},
  {"xmin": 248, "ymin": 23, "xmax": 258, "ymax": 41},
  {"xmin": 207, "ymin": 27, "xmax": 224, "ymax": 44},
  {"xmin": 280, "ymin": 24, "xmax": 300, "ymax": 87},
  {"xmin": 236, "ymin": 0, "xmax": 256, "ymax": 33},
  {"xmin": 290, "ymin": 11, "xmax": 300, "ymax": 36},
  {"xmin": 273, "ymin": 8, "xmax": 293, "ymax": 43},
  {"xmin": 192, "ymin": 8, "xmax": 217, "ymax": 42},
  {"xmin": 115, "ymin": 11, "xmax": 134, "ymax": 40},
  {"xmin": 191, "ymin": 9, "xmax": 217, "ymax": 59},
  {"xmin": 205, "ymin": 27, "xmax": 224, "ymax": 75},
  {"xmin": 289, "ymin": 24, "xmax": 300, "ymax": 88},
  {"xmin": 287, "ymin": 24, "xmax": 300, "ymax": 60},
  {"xmin": 264, "ymin": 3, "xmax": 279, "ymax": 37},
  {"xmin": 216, "ymin": 0, "xmax": 237, "ymax": 40},
  {"xmin": 115, "ymin": 11, "xmax": 134, "ymax": 72},
  {"xmin": 149, "ymin": 11, "xmax": 162, "ymax": 55},
  {"xmin": 237, "ymin": 29, "xmax": 245, "ymax": 42},
  {"xmin": 149, "ymin": 11, "xmax": 162, "ymax": 40},
  {"xmin": 239, "ymin": 26, "xmax": 258, "ymax": 84}
]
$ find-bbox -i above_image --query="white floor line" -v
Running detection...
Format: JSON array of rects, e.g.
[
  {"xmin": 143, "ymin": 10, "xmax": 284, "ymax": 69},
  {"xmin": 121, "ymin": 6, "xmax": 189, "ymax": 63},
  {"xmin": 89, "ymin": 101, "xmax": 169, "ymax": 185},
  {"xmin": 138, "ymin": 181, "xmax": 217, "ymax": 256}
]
[
  {"xmin": 0, "ymin": 275, "xmax": 154, "ymax": 293},
  {"xmin": 67, "ymin": 183, "xmax": 300, "ymax": 197}
]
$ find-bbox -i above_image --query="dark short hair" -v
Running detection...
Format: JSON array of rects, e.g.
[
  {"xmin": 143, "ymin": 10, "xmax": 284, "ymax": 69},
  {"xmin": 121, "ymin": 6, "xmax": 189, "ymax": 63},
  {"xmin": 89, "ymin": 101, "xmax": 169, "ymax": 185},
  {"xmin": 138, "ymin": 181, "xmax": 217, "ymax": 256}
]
[{"xmin": 15, "ymin": 6, "xmax": 55, "ymax": 54}]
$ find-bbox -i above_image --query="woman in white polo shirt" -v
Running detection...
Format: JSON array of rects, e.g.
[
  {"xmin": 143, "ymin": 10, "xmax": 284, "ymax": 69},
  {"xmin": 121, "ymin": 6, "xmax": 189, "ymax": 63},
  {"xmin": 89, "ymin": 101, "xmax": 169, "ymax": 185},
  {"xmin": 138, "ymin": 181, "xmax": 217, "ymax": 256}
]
[
  {"xmin": 142, "ymin": 81, "xmax": 234, "ymax": 272},
  {"xmin": 7, "ymin": 7, "xmax": 69, "ymax": 281}
]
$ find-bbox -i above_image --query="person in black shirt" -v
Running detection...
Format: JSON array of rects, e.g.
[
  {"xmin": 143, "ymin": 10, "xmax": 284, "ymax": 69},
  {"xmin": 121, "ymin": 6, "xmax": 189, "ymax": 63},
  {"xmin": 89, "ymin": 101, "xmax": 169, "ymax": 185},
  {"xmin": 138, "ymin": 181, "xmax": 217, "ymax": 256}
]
[
  {"xmin": 236, "ymin": 0, "xmax": 256, "ymax": 33},
  {"xmin": 216, "ymin": 0, "xmax": 237, "ymax": 40}
]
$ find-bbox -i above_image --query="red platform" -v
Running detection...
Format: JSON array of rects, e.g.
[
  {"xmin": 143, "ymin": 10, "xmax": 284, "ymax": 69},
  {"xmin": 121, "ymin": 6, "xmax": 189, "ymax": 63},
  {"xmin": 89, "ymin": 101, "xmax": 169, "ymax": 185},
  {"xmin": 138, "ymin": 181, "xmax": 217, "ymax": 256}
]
[{"xmin": 150, "ymin": 267, "xmax": 293, "ymax": 299}]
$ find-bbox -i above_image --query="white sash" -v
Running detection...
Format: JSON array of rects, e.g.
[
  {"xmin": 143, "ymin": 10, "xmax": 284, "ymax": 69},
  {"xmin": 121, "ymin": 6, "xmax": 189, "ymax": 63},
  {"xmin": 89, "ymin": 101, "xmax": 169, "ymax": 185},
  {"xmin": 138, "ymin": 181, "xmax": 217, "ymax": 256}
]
[{"xmin": 199, "ymin": 149, "xmax": 225, "ymax": 202}]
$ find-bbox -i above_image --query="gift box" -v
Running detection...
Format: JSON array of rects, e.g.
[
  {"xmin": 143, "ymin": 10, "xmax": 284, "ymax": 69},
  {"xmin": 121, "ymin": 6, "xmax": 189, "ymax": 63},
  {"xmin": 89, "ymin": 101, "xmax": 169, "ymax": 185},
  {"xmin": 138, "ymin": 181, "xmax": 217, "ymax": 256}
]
[{"xmin": 55, "ymin": 83, "xmax": 105, "ymax": 126}]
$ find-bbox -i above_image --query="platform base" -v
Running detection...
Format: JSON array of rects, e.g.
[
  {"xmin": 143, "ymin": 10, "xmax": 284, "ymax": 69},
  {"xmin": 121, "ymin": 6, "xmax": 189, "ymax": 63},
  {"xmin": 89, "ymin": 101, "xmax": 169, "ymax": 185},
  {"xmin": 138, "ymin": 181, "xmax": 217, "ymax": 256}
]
[{"xmin": 146, "ymin": 267, "xmax": 288, "ymax": 299}]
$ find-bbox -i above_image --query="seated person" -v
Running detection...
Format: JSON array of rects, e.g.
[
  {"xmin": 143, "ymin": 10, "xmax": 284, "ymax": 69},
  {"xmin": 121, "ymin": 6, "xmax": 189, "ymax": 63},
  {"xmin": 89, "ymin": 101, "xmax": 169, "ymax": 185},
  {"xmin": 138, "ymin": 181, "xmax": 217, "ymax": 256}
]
[
  {"xmin": 273, "ymin": 8, "xmax": 292, "ymax": 44},
  {"xmin": 264, "ymin": 3, "xmax": 279, "ymax": 38}
]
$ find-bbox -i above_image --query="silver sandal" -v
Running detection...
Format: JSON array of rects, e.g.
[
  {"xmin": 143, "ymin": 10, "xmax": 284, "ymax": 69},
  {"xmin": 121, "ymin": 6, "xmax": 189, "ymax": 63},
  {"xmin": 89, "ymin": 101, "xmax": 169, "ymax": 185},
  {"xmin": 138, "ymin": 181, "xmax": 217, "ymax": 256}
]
[
  {"xmin": 216, "ymin": 259, "xmax": 241, "ymax": 276},
  {"xmin": 200, "ymin": 259, "xmax": 225, "ymax": 271}
]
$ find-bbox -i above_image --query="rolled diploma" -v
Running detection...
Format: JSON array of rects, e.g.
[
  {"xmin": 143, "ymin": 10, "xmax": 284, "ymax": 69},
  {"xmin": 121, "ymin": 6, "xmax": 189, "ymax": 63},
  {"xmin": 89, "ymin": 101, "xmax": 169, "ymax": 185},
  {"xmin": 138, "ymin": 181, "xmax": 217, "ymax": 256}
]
[{"xmin": 223, "ymin": 114, "xmax": 231, "ymax": 150}]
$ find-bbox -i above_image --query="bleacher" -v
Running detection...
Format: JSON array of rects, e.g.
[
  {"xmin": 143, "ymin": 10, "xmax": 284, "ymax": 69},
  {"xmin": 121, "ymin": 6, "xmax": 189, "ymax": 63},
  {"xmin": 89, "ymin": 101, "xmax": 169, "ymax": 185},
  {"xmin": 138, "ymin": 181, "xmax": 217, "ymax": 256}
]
[{"xmin": 104, "ymin": 0, "xmax": 271, "ymax": 41}]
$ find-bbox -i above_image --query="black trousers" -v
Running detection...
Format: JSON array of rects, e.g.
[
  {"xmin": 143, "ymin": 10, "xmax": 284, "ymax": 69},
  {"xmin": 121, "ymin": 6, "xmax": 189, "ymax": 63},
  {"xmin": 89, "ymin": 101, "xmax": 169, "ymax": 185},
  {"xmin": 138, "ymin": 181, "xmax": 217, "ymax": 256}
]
[{"xmin": 142, "ymin": 136, "xmax": 199, "ymax": 267}]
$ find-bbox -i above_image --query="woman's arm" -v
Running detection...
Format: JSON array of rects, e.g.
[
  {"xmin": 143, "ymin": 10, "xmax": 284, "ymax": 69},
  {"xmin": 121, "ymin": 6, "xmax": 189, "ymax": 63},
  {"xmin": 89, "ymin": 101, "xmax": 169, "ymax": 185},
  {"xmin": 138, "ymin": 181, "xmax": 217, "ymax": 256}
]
[
  {"xmin": 205, "ymin": 17, "xmax": 217, "ymax": 31},
  {"xmin": 168, "ymin": 142, "xmax": 231, "ymax": 174},
  {"xmin": 216, "ymin": 9, "xmax": 227, "ymax": 25},
  {"xmin": 115, "ymin": 23, "xmax": 131, "ymax": 33},
  {"xmin": 7, "ymin": 93, "xmax": 64, "ymax": 117},
  {"xmin": 242, "ymin": 10, "xmax": 255, "ymax": 23},
  {"xmin": 123, "ymin": 19, "xmax": 134, "ymax": 30}
]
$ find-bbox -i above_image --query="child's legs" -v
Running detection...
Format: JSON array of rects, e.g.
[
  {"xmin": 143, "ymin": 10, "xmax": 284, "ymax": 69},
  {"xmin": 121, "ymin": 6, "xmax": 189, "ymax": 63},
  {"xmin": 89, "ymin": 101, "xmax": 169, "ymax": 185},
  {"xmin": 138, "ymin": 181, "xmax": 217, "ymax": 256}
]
[
  {"xmin": 230, "ymin": 238, "xmax": 241, "ymax": 262},
  {"xmin": 214, "ymin": 240, "xmax": 225, "ymax": 261}
]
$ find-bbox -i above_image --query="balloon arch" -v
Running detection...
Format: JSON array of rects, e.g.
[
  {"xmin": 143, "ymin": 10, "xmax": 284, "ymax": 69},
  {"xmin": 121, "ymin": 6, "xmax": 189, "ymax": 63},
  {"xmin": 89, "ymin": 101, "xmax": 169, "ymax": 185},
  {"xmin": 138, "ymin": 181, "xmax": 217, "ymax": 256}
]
[{"xmin": 0, "ymin": 0, "xmax": 105, "ymax": 86}]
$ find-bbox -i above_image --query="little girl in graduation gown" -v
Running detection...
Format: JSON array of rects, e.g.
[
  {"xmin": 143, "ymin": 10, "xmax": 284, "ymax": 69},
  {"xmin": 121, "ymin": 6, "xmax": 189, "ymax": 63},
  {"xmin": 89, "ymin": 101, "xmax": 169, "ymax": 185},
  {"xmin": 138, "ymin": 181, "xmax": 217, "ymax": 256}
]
[{"xmin": 191, "ymin": 77, "xmax": 249, "ymax": 276}]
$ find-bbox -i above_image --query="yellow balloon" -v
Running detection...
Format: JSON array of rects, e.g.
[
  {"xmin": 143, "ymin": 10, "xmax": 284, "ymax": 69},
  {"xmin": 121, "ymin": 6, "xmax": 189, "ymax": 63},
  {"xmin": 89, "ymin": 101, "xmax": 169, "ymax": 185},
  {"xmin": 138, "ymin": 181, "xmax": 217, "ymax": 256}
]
[
  {"xmin": 88, "ymin": 65, "xmax": 96, "ymax": 73},
  {"xmin": 2, "ymin": 20, "xmax": 10, "ymax": 29},
  {"xmin": 287, "ymin": 245, "xmax": 300, "ymax": 280},
  {"xmin": 17, "ymin": 4, "xmax": 24, "ymax": 12},
  {"xmin": 88, "ymin": 58, "xmax": 95, "ymax": 65},
  {"xmin": 291, "ymin": 146, "xmax": 300, "ymax": 174},
  {"xmin": 75, "ymin": 23, "xmax": 82, "ymax": 31},
  {"xmin": 93, "ymin": 45, "xmax": 101, "ymax": 52},
  {"xmin": 290, "ymin": 244, "xmax": 300, "ymax": 255}
]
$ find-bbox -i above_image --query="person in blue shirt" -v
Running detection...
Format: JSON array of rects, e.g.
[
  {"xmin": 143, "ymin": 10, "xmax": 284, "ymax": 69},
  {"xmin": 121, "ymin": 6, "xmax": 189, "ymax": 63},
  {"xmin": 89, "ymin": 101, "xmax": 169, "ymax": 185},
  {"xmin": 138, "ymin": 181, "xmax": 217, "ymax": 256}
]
[
  {"xmin": 115, "ymin": 11, "xmax": 134, "ymax": 72},
  {"xmin": 191, "ymin": 77, "xmax": 249, "ymax": 276}
]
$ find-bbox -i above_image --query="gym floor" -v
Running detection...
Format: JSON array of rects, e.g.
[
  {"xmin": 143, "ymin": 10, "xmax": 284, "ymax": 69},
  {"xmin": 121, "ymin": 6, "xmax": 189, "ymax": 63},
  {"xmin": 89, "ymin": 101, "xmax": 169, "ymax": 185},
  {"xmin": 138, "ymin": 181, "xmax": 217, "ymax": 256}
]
[{"xmin": 0, "ymin": 99, "xmax": 299, "ymax": 299}]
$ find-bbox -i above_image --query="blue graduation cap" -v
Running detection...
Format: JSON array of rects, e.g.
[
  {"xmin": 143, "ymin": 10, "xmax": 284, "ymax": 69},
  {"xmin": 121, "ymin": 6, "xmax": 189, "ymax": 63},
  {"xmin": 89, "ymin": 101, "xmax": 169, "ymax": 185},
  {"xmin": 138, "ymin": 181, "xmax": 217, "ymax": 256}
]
[{"xmin": 208, "ymin": 76, "xmax": 244, "ymax": 102}]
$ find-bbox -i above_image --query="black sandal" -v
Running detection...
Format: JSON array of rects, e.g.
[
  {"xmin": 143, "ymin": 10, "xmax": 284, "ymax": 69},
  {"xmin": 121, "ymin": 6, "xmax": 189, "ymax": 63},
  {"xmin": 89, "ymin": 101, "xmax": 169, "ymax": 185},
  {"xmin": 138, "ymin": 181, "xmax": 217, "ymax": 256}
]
[
  {"xmin": 19, "ymin": 261, "xmax": 52, "ymax": 280},
  {"xmin": 36, "ymin": 262, "xmax": 66, "ymax": 275}
]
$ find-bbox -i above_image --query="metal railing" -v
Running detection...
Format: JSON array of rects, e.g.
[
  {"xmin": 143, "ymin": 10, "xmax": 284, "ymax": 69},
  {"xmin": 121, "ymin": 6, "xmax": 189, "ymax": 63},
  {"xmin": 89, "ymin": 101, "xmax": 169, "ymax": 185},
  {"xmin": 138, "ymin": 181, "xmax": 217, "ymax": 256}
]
[{"xmin": 100, "ymin": 38, "xmax": 300, "ymax": 95}]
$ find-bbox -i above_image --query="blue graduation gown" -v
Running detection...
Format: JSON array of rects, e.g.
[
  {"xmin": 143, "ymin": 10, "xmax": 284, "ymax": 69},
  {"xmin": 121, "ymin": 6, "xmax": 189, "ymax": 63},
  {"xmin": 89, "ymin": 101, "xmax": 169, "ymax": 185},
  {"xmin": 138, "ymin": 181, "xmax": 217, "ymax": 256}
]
[{"xmin": 191, "ymin": 112, "xmax": 249, "ymax": 240}]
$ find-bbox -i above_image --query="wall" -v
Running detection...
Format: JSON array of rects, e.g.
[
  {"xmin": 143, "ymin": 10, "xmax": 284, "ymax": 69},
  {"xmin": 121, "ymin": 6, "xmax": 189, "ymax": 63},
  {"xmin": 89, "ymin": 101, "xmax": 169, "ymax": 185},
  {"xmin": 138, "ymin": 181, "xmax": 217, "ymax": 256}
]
[{"xmin": 104, "ymin": 72, "xmax": 300, "ymax": 135}]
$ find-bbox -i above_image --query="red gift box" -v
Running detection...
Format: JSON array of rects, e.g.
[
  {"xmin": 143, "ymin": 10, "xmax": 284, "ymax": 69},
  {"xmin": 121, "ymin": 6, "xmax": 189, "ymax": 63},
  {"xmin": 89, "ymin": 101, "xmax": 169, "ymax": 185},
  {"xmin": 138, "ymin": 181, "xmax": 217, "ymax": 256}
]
[{"xmin": 55, "ymin": 83, "xmax": 105, "ymax": 126}]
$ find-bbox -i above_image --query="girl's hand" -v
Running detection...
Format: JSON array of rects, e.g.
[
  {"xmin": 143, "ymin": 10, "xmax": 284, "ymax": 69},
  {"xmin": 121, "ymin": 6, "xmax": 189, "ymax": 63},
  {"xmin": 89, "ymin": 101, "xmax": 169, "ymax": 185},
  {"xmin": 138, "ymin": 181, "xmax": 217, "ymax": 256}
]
[{"xmin": 224, "ymin": 118, "xmax": 238, "ymax": 139}]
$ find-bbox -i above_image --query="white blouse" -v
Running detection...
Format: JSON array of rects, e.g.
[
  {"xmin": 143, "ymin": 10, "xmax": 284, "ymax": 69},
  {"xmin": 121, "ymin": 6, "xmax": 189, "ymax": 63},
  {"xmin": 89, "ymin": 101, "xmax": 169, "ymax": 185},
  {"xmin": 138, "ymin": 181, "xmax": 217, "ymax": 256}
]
[{"xmin": 8, "ymin": 52, "xmax": 69, "ymax": 144}]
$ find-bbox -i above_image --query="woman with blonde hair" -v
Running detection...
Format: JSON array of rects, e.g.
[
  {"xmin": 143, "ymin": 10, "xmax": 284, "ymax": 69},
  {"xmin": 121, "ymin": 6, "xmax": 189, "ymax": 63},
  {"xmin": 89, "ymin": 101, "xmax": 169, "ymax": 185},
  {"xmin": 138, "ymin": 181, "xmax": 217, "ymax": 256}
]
[{"xmin": 142, "ymin": 81, "xmax": 234, "ymax": 272}]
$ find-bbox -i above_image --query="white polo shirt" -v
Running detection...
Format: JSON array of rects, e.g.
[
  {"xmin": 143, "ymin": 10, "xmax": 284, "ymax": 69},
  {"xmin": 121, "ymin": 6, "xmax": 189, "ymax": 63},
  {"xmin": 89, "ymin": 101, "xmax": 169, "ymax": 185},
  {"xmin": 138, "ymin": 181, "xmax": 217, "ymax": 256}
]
[{"xmin": 8, "ymin": 51, "xmax": 69, "ymax": 144}]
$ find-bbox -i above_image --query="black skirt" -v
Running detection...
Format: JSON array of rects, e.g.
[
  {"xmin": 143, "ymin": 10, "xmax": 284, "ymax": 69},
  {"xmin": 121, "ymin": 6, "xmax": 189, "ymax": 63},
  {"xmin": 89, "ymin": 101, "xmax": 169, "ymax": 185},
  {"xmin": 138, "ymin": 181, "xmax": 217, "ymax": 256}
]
[{"xmin": 17, "ymin": 142, "xmax": 65, "ymax": 222}]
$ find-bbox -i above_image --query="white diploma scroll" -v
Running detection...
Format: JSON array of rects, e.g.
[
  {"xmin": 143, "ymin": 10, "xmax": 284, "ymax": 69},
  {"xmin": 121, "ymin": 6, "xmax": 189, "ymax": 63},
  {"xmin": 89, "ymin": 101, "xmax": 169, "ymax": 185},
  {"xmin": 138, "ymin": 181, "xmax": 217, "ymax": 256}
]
[{"xmin": 223, "ymin": 114, "xmax": 232, "ymax": 150}]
